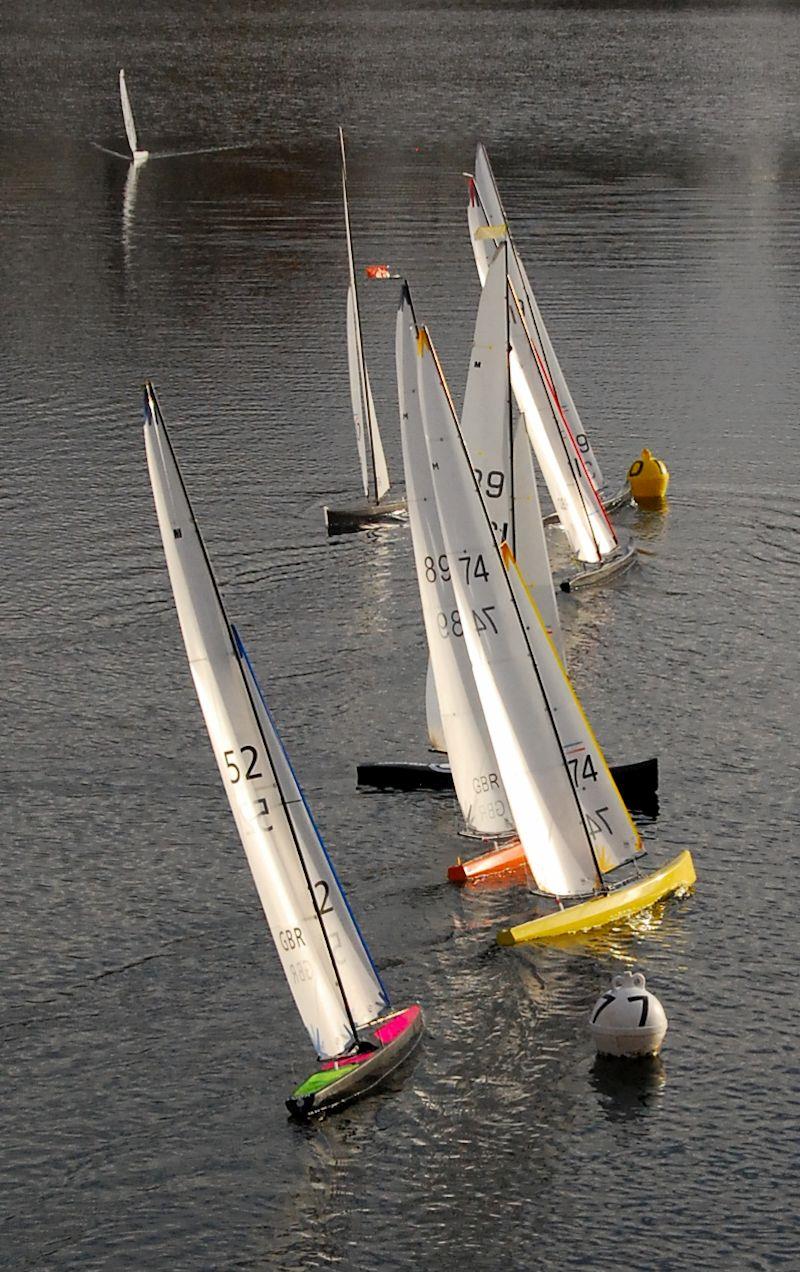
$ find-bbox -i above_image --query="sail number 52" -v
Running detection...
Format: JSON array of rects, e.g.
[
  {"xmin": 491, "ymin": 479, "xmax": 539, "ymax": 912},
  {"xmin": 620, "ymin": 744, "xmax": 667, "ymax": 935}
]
[{"xmin": 224, "ymin": 745, "xmax": 262, "ymax": 783}]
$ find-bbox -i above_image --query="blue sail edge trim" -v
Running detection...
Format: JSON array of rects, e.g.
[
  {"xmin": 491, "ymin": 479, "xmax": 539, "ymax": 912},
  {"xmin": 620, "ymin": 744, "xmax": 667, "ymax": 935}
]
[{"xmin": 231, "ymin": 624, "xmax": 391, "ymax": 1013}]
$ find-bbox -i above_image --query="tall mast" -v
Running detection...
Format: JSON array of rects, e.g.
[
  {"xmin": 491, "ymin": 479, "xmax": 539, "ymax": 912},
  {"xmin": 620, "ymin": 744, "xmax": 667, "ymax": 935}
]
[
  {"xmin": 144, "ymin": 384, "xmax": 363, "ymax": 1046},
  {"xmin": 339, "ymin": 128, "xmax": 380, "ymax": 506}
]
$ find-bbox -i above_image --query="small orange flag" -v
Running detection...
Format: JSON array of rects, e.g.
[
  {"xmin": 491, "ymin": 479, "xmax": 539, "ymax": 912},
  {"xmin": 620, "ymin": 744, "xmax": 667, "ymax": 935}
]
[{"xmin": 365, "ymin": 264, "xmax": 391, "ymax": 280}]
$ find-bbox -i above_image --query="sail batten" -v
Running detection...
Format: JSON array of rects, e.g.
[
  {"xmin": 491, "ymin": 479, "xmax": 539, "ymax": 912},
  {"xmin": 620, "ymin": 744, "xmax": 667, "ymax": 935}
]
[{"xmin": 143, "ymin": 384, "xmax": 388, "ymax": 1060}]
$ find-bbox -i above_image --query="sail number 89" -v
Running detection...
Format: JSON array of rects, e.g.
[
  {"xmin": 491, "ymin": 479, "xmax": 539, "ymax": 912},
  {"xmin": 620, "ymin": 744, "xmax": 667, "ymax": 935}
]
[{"xmin": 437, "ymin": 606, "xmax": 498, "ymax": 638}]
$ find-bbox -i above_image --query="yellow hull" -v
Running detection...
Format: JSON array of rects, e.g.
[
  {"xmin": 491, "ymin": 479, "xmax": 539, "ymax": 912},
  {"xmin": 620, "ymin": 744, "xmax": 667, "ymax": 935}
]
[{"xmin": 496, "ymin": 851, "xmax": 696, "ymax": 946}]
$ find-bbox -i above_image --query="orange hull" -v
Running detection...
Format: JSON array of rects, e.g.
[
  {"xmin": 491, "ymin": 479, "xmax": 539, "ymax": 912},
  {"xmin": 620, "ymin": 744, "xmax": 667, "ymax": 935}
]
[{"xmin": 448, "ymin": 838, "xmax": 528, "ymax": 884}]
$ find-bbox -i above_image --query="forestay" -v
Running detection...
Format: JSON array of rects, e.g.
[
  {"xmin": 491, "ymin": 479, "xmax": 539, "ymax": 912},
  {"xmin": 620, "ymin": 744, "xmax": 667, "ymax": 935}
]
[
  {"xmin": 460, "ymin": 244, "xmax": 563, "ymax": 660},
  {"xmin": 467, "ymin": 141, "xmax": 605, "ymax": 494},
  {"xmin": 143, "ymin": 385, "xmax": 388, "ymax": 1059},
  {"xmin": 339, "ymin": 127, "xmax": 390, "ymax": 504},
  {"xmin": 416, "ymin": 333, "xmax": 640, "ymax": 897},
  {"xmin": 501, "ymin": 544, "xmax": 642, "ymax": 877},
  {"xmin": 508, "ymin": 283, "xmax": 617, "ymax": 564},
  {"xmin": 398, "ymin": 289, "xmax": 514, "ymax": 839}
]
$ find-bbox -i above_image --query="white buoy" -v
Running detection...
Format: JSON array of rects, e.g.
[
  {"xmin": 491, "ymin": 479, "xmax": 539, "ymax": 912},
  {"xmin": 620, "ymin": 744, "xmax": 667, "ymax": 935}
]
[{"xmin": 589, "ymin": 971, "xmax": 668, "ymax": 1058}]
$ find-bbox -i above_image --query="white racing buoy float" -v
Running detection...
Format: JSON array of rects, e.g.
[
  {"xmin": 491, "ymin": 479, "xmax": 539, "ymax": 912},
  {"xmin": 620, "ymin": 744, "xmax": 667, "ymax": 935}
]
[{"xmin": 589, "ymin": 971, "xmax": 668, "ymax": 1058}]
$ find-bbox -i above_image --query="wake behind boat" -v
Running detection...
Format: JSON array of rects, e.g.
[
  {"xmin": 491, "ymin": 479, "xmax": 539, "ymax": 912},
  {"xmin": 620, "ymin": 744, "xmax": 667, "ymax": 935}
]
[
  {"xmin": 325, "ymin": 129, "xmax": 404, "ymax": 536},
  {"xmin": 141, "ymin": 382, "xmax": 422, "ymax": 1117}
]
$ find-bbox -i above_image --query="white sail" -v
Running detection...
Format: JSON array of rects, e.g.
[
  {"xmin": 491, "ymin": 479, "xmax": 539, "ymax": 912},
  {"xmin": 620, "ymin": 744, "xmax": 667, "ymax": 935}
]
[
  {"xmin": 119, "ymin": 69, "xmax": 139, "ymax": 157},
  {"xmin": 460, "ymin": 244, "xmax": 563, "ymax": 660},
  {"xmin": 143, "ymin": 384, "xmax": 388, "ymax": 1059},
  {"xmin": 424, "ymin": 658, "xmax": 446, "ymax": 753},
  {"xmin": 397, "ymin": 290, "xmax": 514, "ymax": 838},
  {"xmin": 501, "ymin": 544, "xmax": 642, "ymax": 876},
  {"xmin": 469, "ymin": 142, "xmax": 605, "ymax": 493},
  {"xmin": 416, "ymin": 330, "xmax": 640, "ymax": 897},
  {"xmin": 509, "ymin": 283, "xmax": 617, "ymax": 564},
  {"xmin": 340, "ymin": 128, "xmax": 391, "ymax": 503},
  {"xmin": 346, "ymin": 284, "xmax": 370, "ymax": 499}
]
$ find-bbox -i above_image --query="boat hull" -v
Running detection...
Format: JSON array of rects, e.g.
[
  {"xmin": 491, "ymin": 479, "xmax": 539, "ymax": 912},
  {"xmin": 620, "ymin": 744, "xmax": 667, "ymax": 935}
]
[
  {"xmin": 357, "ymin": 756, "xmax": 658, "ymax": 816},
  {"xmin": 560, "ymin": 532, "xmax": 638, "ymax": 593},
  {"xmin": 324, "ymin": 500, "xmax": 407, "ymax": 535},
  {"xmin": 286, "ymin": 1003, "xmax": 423, "ymax": 1119},
  {"xmin": 496, "ymin": 851, "xmax": 696, "ymax": 945}
]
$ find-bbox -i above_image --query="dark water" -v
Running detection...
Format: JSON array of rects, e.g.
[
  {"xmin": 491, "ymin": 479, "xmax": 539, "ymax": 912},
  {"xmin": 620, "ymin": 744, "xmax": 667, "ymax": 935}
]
[{"xmin": 3, "ymin": 3, "xmax": 800, "ymax": 1268}]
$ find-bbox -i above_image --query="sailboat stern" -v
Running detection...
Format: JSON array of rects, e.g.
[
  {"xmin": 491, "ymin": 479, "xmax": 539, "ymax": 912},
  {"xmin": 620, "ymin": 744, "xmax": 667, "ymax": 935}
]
[
  {"xmin": 448, "ymin": 838, "xmax": 528, "ymax": 884},
  {"xmin": 323, "ymin": 500, "xmax": 407, "ymax": 535},
  {"xmin": 560, "ymin": 531, "xmax": 638, "ymax": 593},
  {"xmin": 286, "ymin": 1003, "xmax": 424, "ymax": 1119},
  {"xmin": 496, "ymin": 850, "xmax": 696, "ymax": 945}
]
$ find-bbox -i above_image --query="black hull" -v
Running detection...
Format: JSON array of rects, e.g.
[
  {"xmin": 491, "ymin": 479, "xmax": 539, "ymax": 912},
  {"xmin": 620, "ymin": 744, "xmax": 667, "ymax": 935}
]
[
  {"xmin": 324, "ymin": 500, "xmax": 407, "ymax": 536},
  {"xmin": 357, "ymin": 756, "xmax": 659, "ymax": 816}
]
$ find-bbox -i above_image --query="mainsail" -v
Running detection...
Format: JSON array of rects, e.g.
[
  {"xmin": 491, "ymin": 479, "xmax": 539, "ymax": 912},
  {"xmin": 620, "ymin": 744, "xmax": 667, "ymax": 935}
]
[
  {"xmin": 339, "ymin": 127, "xmax": 391, "ymax": 504},
  {"xmin": 415, "ymin": 332, "xmax": 641, "ymax": 897},
  {"xmin": 460, "ymin": 243, "xmax": 563, "ymax": 658},
  {"xmin": 119, "ymin": 69, "xmax": 139, "ymax": 158},
  {"xmin": 508, "ymin": 281, "xmax": 618, "ymax": 564},
  {"xmin": 398, "ymin": 287, "xmax": 514, "ymax": 839},
  {"xmin": 143, "ymin": 383, "xmax": 389, "ymax": 1059},
  {"xmin": 467, "ymin": 142, "xmax": 605, "ymax": 493}
]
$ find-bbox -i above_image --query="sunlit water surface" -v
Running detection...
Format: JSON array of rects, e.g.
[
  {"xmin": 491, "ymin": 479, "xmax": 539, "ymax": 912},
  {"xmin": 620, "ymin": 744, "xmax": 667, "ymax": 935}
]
[{"xmin": 2, "ymin": 3, "xmax": 800, "ymax": 1268}]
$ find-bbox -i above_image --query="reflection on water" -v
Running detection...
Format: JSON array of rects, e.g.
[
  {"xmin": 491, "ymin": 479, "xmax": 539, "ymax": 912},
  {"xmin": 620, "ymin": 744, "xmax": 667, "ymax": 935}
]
[
  {"xmin": 590, "ymin": 1053, "xmax": 667, "ymax": 1124},
  {"xmin": 3, "ymin": 1, "xmax": 800, "ymax": 1267}
]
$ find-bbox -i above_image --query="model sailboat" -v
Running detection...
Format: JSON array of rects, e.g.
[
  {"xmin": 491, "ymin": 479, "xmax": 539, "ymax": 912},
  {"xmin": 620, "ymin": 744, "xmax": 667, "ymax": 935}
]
[
  {"xmin": 92, "ymin": 69, "xmax": 242, "ymax": 165},
  {"xmin": 397, "ymin": 283, "xmax": 515, "ymax": 842},
  {"xmin": 466, "ymin": 144, "xmax": 634, "ymax": 589},
  {"xmin": 358, "ymin": 262, "xmax": 657, "ymax": 824},
  {"xmin": 412, "ymin": 328, "xmax": 695, "ymax": 940},
  {"xmin": 324, "ymin": 129, "xmax": 405, "ymax": 534},
  {"xmin": 141, "ymin": 382, "xmax": 422, "ymax": 1115}
]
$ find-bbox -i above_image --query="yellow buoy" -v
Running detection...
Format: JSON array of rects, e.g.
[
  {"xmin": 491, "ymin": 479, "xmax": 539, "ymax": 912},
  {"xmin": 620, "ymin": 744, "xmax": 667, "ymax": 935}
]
[{"xmin": 627, "ymin": 448, "xmax": 669, "ymax": 507}]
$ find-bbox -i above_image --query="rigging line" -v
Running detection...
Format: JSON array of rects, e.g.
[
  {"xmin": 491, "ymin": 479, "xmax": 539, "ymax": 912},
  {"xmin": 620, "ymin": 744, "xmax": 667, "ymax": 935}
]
[
  {"xmin": 518, "ymin": 305, "xmax": 616, "ymax": 545},
  {"xmin": 339, "ymin": 129, "xmax": 381, "ymax": 507},
  {"xmin": 144, "ymin": 384, "xmax": 364, "ymax": 1049},
  {"xmin": 470, "ymin": 170, "xmax": 610, "ymax": 556},
  {"xmin": 469, "ymin": 169, "xmax": 562, "ymax": 415},
  {"xmin": 471, "ymin": 167, "xmax": 612, "ymax": 531},
  {"xmin": 420, "ymin": 342, "xmax": 606, "ymax": 895},
  {"xmin": 503, "ymin": 240, "xmax": 516, "ymax": 558},
  {"xmin": 509, "ymin": 283, "xmax": 610, "ymax": 561}
]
